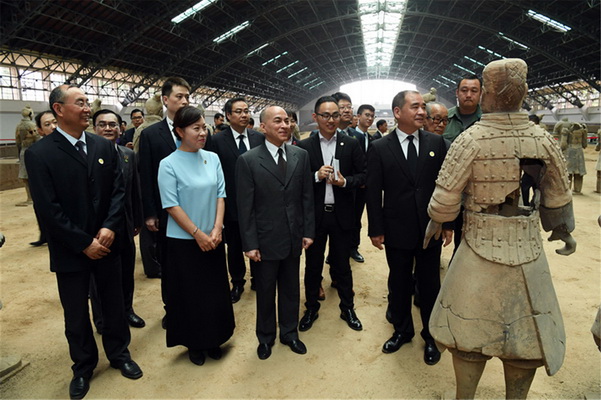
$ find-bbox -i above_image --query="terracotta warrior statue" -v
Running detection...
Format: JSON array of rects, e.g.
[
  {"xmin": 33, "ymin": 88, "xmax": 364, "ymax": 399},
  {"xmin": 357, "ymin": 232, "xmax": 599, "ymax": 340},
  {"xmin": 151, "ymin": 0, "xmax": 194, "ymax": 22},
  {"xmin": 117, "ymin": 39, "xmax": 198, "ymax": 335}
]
[
  {"xmin": 133, "ymin": 92, "xmax": 163, "ymax": 153},
  {"xmin": 560, "ymin": 122, "xmax": 587, "ymax": 193},
  {"xmin": 15, "ymin": 105, "xmax": 39, "ymax": 206},
  {"xmin": 424, "ymin": 58, "xmax": 576, "ymax": 399},
  {"xmin": 422, "ymin": 87, "xmax": 437, "ymax": 103},
  {"xmin": 85, "ymin": 98, "xmax": 103, "ymax": 134},
  {"xmin": 553, "ymin": 117, "xmax": 572, "ymax": 141}
]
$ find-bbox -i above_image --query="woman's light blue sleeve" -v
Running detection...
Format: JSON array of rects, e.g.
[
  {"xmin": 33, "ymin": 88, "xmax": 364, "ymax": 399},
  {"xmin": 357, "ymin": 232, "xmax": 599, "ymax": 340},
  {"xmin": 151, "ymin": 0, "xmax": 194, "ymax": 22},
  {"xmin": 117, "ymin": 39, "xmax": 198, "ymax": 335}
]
[
  {"xmin": 158, "ymin": 158, "xmax": 179, "ymax": 209},
  {"xmin": 216, "ymin": 156, "xmax": 226, "ymax": 198}
]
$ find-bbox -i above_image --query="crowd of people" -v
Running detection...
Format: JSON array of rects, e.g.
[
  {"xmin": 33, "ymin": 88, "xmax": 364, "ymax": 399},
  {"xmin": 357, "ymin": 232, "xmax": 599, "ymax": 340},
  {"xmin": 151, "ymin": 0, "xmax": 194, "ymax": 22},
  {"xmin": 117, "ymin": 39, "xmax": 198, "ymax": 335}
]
[{"xmin": 23, "ymin": 63, "xmax": 579, "ymax": 399}]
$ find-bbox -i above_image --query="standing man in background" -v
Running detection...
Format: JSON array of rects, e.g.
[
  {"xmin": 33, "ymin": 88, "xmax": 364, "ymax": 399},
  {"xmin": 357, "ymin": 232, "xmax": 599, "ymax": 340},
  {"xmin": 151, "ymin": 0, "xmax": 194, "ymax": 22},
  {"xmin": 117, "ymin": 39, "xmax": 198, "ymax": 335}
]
[
  {"xmin": 121, "ymin": 109, "xmax": 144, "ymax": 149},
  {"xmin": 206, "ymin": 97, "xmax": 264, "ymax": 303},
  {"xmin": 375, "ymin": 119, "xmax": 388, "ymax": 139},
  {"xmin": 26, "ymin": 85, "xmax": 142, "ymax": 399},
  {"xmin": 138, "ymin": 76, "xmax": 191, "ymax": 326}
]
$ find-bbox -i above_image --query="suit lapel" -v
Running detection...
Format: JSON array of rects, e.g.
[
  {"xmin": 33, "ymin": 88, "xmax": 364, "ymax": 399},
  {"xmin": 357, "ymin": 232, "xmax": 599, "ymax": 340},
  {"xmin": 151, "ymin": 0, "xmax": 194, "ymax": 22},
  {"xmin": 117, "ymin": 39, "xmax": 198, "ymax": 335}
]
[
  {"xmin": 158, "ymin": 120, "xmax": 176, "ymax": 151},
  {"xmin": 224, "ymin": 128, "xmax": 239, "ymax": 159},
  {"xmin": 310, "ymin": 133, "xmax": 325, "ymax": 166},
  {"xmin": 386, "ymin": 131, "xmax": 414, "ymax": 182},
  {"xmin": 54, "ymin": 131, "xmax": 88, "ymax": 169},
  {"xmin": 415, "ymin": 130, "xmax": 429, "ymax": 184},
  {"xmin": 258, "ymin": 145, "xmax": 285, "ymax": 184},
  {"xmin": 283, "ymin": 144, "xmax": 298, "ymax": 187}
]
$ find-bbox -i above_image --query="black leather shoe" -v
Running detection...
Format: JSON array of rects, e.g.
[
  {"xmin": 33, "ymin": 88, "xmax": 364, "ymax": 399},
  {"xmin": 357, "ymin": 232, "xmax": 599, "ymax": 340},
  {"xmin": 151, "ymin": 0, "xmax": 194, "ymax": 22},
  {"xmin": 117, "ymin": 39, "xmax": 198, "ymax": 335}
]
[
  {"xmin": 111, "ymin": 360, "xmax": 143, "ymax": 379},
  {"xmin": 127, "ymin": 312, "xmax": 146, "ymax": 328},
  {"xmin": 69, "ymin": 376, "xmax": 89, "ymax": 399},
  {"xmin": 189, "ymin": 349, "xmax": 205, "ymax": 365},
  {"xmin": 29, "ymin": 240, "xmax": 46, "ymax": 247},
  {"xmin": 382, "ymin": 332, "xmax": 412, "ymax": 354},
  {"xmin": 424, "ymin": 339, "xmax": 441, "ymax": 365},
  {"xmin": 299, "ymin": 309, "xmax": 319, "ymax": 331},
  {"xmin": 281, "ymin": 339, "xmax": 307, "ymax": 355},
  {"xmin": 231, "ymin": 285, "xmax": 244, "ymax": 303},
  {"xmin": 162, "ymin": 315, "xmax": 167, "ymax": 329},
  {"xmin": 340, "ymin": 308, "xmax": 363, "ymax": 331},
  {"xmin": 207, "ymin": 347, "xmax": 222, "ymax": 360},
  {"xmin": 350, "ymin": 249, "xmax": 365, "ymax": 263},
  {"xmin": 257, "ymin": 343, "xmax": 272, "ymax": 360}
]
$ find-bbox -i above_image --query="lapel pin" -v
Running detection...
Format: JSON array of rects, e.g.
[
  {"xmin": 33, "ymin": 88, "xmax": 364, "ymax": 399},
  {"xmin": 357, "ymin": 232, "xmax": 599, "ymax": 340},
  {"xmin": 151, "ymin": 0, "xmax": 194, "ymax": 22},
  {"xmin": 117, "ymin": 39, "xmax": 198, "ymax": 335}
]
[
  {"xmin": 124, "ymin": 156, "xmax": 129, "ymax": 163},
  {"xmin": 429, "ymin": 151, "xmax": 435, "ymax": 157},
  {"xmin": 98, "ymin": 158, "xmax": 104, "ymax": 164},
  {"xmin": 340, "ymin": 142, "xmax": 344, "ymax": 146},
  {"xmin": 204, "ymin": 160, "xmax": 207, "ymax": 164}
]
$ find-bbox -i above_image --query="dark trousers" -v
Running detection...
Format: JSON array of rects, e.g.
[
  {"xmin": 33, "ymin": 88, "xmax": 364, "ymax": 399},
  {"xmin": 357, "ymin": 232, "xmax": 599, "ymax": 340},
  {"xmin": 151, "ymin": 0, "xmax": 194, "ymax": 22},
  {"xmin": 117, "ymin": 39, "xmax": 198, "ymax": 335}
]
[
  {"xmin": 255, "ymin": 254, "xmax": 300, "ymax": 344},
  {"xmin": 224, "ymin": 219, "xmax": 257, "ymax": 287},
  {"xmin": 56, "ymin": 255, "xmax": 131, "ymax": 379},
  {"xmin": 384, "ymin": 244, "xmax": 441, "ymax": 342},
  {"xmin": 351, "ymin": 188, "xmax": 366, "ymax": 250},
  {"xmin": 90, "ymin": 239, "xmax": 137, "ymax": 330},
  {"xmin": 451, "ymin": 206, "xmax": 464, "ymax": 259},
  {"xmin": 304, "ymin": 210, "xmax": 354, "ymax": 312},
  {"xmin": 139, "ymin": 225, "xmax": 161, "ymax": 277}
]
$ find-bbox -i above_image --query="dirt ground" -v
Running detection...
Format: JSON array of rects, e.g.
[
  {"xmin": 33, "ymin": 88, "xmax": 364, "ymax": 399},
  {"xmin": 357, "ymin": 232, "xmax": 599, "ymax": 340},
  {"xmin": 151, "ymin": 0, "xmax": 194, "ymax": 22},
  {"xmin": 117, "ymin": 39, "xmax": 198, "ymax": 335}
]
[{"xmin": 0, "ymin": 147, "xmax": 599, "ymax": 399}]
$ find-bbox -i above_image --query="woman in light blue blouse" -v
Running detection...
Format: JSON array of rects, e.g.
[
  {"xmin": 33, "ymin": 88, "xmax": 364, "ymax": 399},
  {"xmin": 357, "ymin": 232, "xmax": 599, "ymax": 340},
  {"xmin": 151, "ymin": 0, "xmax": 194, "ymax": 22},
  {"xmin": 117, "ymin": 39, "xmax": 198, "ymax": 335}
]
[{"xmin": 158, "ymin": 106, "xmax": 234, "ymax": 366}]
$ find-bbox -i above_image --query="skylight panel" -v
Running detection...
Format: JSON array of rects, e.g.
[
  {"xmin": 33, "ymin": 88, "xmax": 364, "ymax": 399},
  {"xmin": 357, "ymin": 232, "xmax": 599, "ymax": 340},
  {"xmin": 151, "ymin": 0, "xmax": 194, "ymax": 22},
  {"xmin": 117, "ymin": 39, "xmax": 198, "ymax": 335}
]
[
  {"xmin": 359, "ymin": 0, "xmax": 407, "ymax": 71},
  {"xmin": 288, "ymin": 67, "xmax": 308, "ymax": 79},
  {"xmin": 247, "ymin": 43, "xmax": 270, "ymax": 57},
  {"xmin": 261, "ymin": 51, "xmax": 289, "ymax": 66},
  {"xmin": 478, "ymin": 45, "xmax": 505, "ymax": 59},
  {"xmin": 433, "ymin": 79, "xmax": 450, "ymax": 88},
  {"xmin": 463, "ymin": 56, "xmax": 486, "ymax": 67},
  {"xmin": 453, "ymin": 64, "xmax": 476, "ymax": 74},
  {"xmin": 171, "ymin": 0, "xmax": 216, "ymax": 24},
  {"xmin": 498, "ymin": 33, "xmax": 529, "ymax": 50},
  {"xmin": 527, "ymin": 10, "xmax": 571, "ymax": 33},
  {"xmin": 213, "ymin": 21, "xmax": 250, "ymax": 44},
  {"xmin": 276, "ymin": 60, "xmax": 299, "ymax": 73}
]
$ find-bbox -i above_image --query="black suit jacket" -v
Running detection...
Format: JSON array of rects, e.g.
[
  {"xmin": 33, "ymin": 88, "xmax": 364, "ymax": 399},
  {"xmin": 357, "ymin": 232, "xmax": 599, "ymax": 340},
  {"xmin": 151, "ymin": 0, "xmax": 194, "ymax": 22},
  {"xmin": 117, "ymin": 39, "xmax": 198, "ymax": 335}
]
[
  {"xmin": 298, "ymin": 132, "xmax": 365, "ymax": 230},
  {"xmin": 121, "ymin": 127, "xmax": 135, "ymax": 145},
  {"xmin": 25, "ymin": 130, "xmax": 125, "ymax": 272},
  {"xmin": 118, "ymin": 145, "xmax": 142, "ymax": 243},
  {"xmin": 205, "ymin": 126, "xmax": 264, "ymax": 222},
  {"xmin": 366, "ymin": 129, "xmax": 448, "ymax": 250},
  {"xmin": 138, "ymin": 119, "xmax": 175, "ymax": 225},
  {"xmin": 236, "ymin": 144, "xmax": 315, "ymax": 261}
]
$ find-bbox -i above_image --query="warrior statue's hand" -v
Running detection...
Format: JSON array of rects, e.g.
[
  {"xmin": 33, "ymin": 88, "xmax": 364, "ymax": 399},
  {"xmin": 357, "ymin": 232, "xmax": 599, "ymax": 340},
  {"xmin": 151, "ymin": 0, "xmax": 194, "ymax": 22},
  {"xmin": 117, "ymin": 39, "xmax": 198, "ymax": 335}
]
[
  {"xmin": 548, "ymin": 228, "xmax": 577, "ymax": 255},
  {"xmin": 423, "ymin": 220, "xmax": 442, "ymax": 249}
]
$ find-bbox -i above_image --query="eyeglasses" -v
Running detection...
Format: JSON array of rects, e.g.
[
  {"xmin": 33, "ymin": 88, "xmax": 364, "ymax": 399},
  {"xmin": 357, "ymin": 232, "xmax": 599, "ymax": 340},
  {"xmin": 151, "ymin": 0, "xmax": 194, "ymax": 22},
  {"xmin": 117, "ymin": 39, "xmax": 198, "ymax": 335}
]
[
  {"xmin": 58, "ymin": 100, "xmax": 91, "ymax": 109},
  {"xmin": 363, "ymin": 113, "xmax": 376, "ymax": 119},
  {"xmin": 96, "ymin": 122, "xmax": 119, "ymax": 129},
  {"xmin": 427, "ymin": 116, "xmax": 449, "ymax": 125},
  {"xmin": 131, "ymin": 116, "xmax": 143, "ymax": 120},
  {"xmin": 339, "ymin": 105, "xmax": 353, "ymax": 111},
  {"xmin": 232, "ymin": 109, "xmax": 250, "ymax": 115},
  {"xmin": 316, "ymin": 112, "xmax": 341, "ymax": 120}
]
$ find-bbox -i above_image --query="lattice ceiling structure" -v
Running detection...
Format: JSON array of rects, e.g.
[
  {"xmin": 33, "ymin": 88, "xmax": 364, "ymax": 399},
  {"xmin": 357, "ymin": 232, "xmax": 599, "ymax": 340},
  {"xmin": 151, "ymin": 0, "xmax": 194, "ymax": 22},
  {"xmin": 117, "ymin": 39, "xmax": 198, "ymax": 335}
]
[{"xmin": 1, "ymin": 0, "xmax": 599, "ymax": 110}]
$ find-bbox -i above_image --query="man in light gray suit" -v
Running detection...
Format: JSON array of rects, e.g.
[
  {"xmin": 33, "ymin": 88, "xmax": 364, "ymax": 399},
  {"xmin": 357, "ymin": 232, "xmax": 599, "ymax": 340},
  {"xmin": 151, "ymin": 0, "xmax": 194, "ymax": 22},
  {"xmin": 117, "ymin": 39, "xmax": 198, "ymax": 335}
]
[{"xmin": 236, "ymin": 106, "xmax": 315, "ymax": 360}]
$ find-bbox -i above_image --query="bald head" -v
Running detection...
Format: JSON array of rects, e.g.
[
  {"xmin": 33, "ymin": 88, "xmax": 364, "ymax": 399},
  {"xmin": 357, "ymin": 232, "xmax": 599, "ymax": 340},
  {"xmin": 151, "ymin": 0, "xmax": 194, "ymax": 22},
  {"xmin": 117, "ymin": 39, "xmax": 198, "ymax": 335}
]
[{"xmin": 260, "ymin": 106, "xmax": 290, "ymax": 146}]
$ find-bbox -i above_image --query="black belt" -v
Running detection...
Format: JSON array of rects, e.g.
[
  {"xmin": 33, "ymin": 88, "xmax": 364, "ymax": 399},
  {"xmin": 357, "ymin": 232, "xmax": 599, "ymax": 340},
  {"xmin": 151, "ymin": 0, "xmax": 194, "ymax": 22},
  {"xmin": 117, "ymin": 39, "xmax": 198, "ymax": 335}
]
[{"xmin": 324, "ymin": 204, "xmax": 335, "ymax": 212}]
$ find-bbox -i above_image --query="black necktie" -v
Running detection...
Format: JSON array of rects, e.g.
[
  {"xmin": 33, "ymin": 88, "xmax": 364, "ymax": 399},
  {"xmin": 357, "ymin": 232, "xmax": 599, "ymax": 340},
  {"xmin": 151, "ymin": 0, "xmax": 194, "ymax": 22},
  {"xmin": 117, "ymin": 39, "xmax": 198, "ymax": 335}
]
[
  {"xmin": 277, "ymin": 148, "xmax": 287, "ymax": 179},
  {"xmin": 75, "ymin": 140, "xmax": 87, "ymax": 162},
  {"xmin": 406, "ymin": 135, "xmax": 417, "ymax": 177},
  {"xmin": 238, "ymin": 135, "xmax": 247, "ymax": 155}
]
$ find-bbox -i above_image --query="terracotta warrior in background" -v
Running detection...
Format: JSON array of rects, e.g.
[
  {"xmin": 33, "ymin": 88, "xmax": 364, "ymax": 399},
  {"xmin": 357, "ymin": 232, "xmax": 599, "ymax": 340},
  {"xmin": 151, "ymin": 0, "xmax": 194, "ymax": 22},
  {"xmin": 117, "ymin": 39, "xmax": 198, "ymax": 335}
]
[
  {"xmin": 133, "ymin": 93, "xmax": 163, "ymax": 153},
  {"xmin": 15, "ymin": 105, "xmax": 39, "ymax": 206},
  {"xmin": 424, "ymin": 58, "xmax": 576, "ymax": 399},
  {"xmin": 552, "ymin": 116, "xmax": 572, "ymax": 141},
  {"xmin": 421, "ymin": 87, "xmax": 437, "ymax": 103},
  {"xmin": 561, "ymin": 122, "xmax": 588, "ymax": 193}
]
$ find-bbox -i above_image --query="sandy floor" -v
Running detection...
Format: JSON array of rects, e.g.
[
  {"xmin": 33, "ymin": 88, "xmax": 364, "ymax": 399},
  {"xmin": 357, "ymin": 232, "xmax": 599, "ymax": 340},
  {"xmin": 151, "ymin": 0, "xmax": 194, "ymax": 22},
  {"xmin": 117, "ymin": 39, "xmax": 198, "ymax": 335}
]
[{"xmin": 0, "ymin": 148, "xmax": 599, "ymax": 399}]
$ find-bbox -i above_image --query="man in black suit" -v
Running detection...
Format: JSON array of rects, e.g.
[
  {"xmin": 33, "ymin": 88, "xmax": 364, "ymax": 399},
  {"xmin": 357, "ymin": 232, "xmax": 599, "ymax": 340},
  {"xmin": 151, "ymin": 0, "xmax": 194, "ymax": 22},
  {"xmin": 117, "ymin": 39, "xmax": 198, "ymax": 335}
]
[
  {"xmin": 236, "ymin": 106, "xmax": 314, "ymax": 360},
  {"xmin": 25, "ymin": 85, "xmax": 142, "ymax": 399},
  {"xmin": 297, "ymin": 96, "xmax": 366, "ymax": 333},
  {"xmin": 375, "ymin": 119, "xmax": 388, "ymax": 139},
  {"xmin": 205, "ymin": 97, "xmax": 264, "ymax": 303},
  {"xmin": 90, "ymin": 109, "xmax": 145, "ymax": 329},
  {"xmin": 366, "ymin": 90, "xmax": 452, "ymax": 366},
  {"xmin": 138, "ymin": 77, "xmax": 190, "ymax": 322},
  {"xmin": 120, "ymin": 109, "xmax": 144, "ymax": 149}
]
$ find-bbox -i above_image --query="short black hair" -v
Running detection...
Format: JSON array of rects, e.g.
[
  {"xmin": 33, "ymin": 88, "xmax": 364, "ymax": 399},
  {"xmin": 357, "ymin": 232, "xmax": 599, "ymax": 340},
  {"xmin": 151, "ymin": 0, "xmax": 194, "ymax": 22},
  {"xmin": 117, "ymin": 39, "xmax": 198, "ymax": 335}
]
[
  {"xmin": 357, "ymin": 104, "xmax": 375, "ymax": 115},
  {"xmin": 173, "ymin": 105, "xmax": 204, "ymax": 140},
  {"xmin": 93, "ymin": 109, "xmax": 121, "ymax": 127},
  {"xmin": 528, "ymin": 114, "xmax": 540, "ymax": 124},
  {"xmin": 35, "ymin": 110, "xmax": 54, "ymax": 129},
  {"xmin": 456, "ymin": 74, "xmax": 482, "ymax": 90},
  {"xmin": 286, "ymin": 109, "xmax": 298, "ymax": 122},
  {"xmin": 376, "ymin": 119, "xmax": 387, "ymax": 128},
  {"xmin": 49, "ymin": 84, "xmax": 79, "ymax": 117},
  {"xmin": 130, "ymin": 108, "xmax": 144, "ymax": 118},
  {"xmin": 314, "ymin": 96, "xmax": 338, "ymax": 113},
  {"xmin": 248, "ymin": 117, "xmax": 255, "ymax": 126},
  {"xmin": 214, "ymin": 112, "xmax": 224, "ymax": 120},
  {"xmin": 224, "ymin": 97, "xmax": 247, "ymax": 121},
  {"xmin": 392, "ymin": 90, "xmax": 420, "ymax": 112},
  {"xmin": 161, "ymin": 77, "xmax": 191, "ymax": 97},
  {"xmin": 331, "ymin": 92, "xmax": 352, "ymax": 104}
]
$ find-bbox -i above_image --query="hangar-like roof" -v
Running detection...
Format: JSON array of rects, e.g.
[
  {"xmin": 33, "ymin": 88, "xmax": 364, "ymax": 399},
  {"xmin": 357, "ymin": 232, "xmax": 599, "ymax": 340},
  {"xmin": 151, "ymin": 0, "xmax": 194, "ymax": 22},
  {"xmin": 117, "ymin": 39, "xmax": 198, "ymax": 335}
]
[{"xmin": 1, "ymin": 0, "xmax": 599, "ymax": 108}]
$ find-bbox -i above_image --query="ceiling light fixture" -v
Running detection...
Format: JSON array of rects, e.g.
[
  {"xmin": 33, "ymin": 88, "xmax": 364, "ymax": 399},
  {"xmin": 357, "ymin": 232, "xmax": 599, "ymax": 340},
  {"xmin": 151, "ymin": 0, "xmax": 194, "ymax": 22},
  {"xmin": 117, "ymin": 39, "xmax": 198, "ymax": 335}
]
[
  {"xmin": 498, "ymin": 32, "xmax": 529, "ymax": 50},
  {"xmin": 213, "ymin": 21, "xmax": 250, "ymax": 44},
  {"xmin": 262, "ymin": 51, "xmax": 289, "ymax": 66},
  {"xmin": 276, "ymin": 60, "xmax": 299, "ymax": 73},
  {"xmin": 247, "ymin": 43, "xmax": 270, "ymax": 57},
  {"xmin": 171, "ymin": 0, "xmax": 216, "ymax": 24},
  {"xmin": 478, "ymin": 45, "xmax": 505, "ymax": 59},
  {"xmin": 453, "ymin": 63, "xmax": 476, "ymax": 74},
  {"xmin": 463, "ymin": 56, "xmax": 486, "ymax": 67},
  {"xmin": 527, "ymin": 9, "xmax": 571, "ymax": 33}
]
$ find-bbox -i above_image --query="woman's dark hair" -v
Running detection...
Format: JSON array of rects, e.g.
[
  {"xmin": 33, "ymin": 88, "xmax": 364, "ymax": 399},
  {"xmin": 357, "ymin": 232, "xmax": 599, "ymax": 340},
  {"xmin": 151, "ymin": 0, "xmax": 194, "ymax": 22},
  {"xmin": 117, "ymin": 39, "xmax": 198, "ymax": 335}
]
[{"xmin": 173, "ymin": 105, "xmax": 204, "ymax": 139}]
